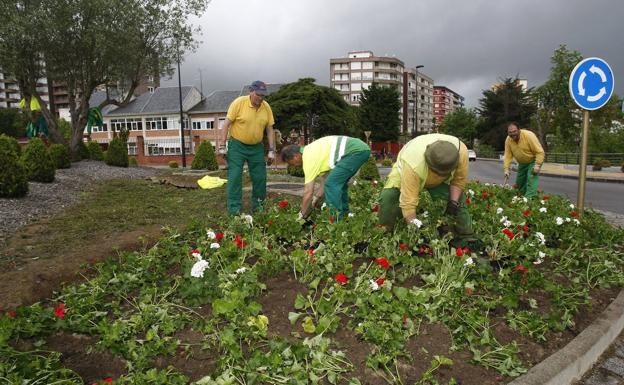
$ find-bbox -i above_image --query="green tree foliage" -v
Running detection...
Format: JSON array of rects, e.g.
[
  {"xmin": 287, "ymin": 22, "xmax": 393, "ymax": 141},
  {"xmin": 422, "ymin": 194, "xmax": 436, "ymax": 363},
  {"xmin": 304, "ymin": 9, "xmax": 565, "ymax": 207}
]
[
  {"xmin": 0, "ymin": 108, "xmax": 27, "ymax": 138},
  {"xmin": 268, "ymin": 78, "xmax": 359, "ymax": 142},
  {"xmin": 476, "ymin": 78, "xmax": 536, "ymax": 150},
  {"xmin": 21, "ymin": 138, "xmax": 55, "ymax": 182},
  {"xmin": 105, "ymin": 138, "xmax": 129, "ymax": 167},
  {"xmin": 87, "ymin": 141, "xmax": 105, "ymax": 160},
  {"xmin": 48, "ymin": 143, "xmax": 71, "ymax": 169},
  {"xmin": 0, "ymin": 133, "xmax": 21, "ymax": 157},
  {"xmin": 0, "ymin": 134, "xmax": 28, "ymax": 197},
  {"xmin": 0, "ymin": 0, "xmax": 211, "ymax": 156},
  {"xmin": 359, "ymin": 83, "xmax": 401, "ymax": 142},
  {"xmin": 192, "ymin": 140, "xmax": 218, "ymax": 170},
  {"xmin": 358, "ymin": 156, "xmax": 380, "ymax": 180},
  {"xmin": 440, "ymin": 107, "xmax": 479, "ymax": 146}
]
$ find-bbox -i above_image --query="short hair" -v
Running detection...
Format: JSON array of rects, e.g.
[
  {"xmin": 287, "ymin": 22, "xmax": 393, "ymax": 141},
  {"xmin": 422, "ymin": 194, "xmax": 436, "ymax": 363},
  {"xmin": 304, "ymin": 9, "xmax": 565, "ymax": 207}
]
[
  {"xmin": 508, "ymin": 121, "xmax": 520, "ymax": 130},
  {"xmin": 280, "ymin": 145, "xmax": 300, "ymax": 162}
]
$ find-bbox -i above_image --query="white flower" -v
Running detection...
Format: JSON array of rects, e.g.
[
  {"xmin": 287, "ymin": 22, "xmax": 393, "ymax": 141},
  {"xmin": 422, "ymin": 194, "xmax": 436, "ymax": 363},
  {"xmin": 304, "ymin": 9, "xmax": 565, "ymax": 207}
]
[
  {"xmin": 468, "ymin": 189, "xmax": 475, "ymax": 197},
  {"xmin": 353, "ymin": 180, "xmax": 358, "ymax": 186},
  {"xmin": 570, "ymin": 204, "xmax": 575, "ymax": 209},
  {"xmin": 191, "ymin": 251, "xmax": 202, "ymax": 260},
  {"xmin": 321, "ymin": 202, "xmax": 327, "ymax": 209},
  {"xmin": 243, "ymin": 215, "xmax": 253, "ymax": 225},
  {"xmin": 565, "ymin": 217, "xmax": 571, "ymax": 223},
  {"xmin": 206, "ymin": 230, "xmax": 216, "ymax": 240},
  {"xmin": 410, "ymin": 218, "xmax": 423, "ymax": 228},
  {"xmin": 534, "ymin": 251, "xmax": 546, "ymax": 265},
  {"xmin": 210, "ymin": 242, "xmax": 220, "ymax": 249},
  {"xmin": 236, "ymin": 267, "xmax": 247, "ymax": 274},
  {"xmin": 422, "ymin": 211, "xmax": 429, "ymax": 218},
  {"xmin": 369, "ymin": 280, "xmax": 380, "ymax": 291},
  {"xmin": 496, "ymin": 207, "xmax": 504, "ymax": 215},
  {"xmin": 535, "ymin": 232, "xmax": 546, "ymax": 245},
  {"xmin": 540, "ymin": 200, "xmax": 546, "ymax": 205},
  {"xmin": 573, "ymin": 219, "xmax": 580, "ymax": 225},
  {"xmin": 499, "ymin": 216, "xmax": 508, "ymax": 223},
  {"xmin": 539, "ymin": 207, "xmax": 547, "ymax": 213},
  {"xmin": 523, "ymin": 197, "xmax": 528, "ymax": 203},
  {"xmin": 191, "ymin": 260, "xmax": 210, "ymax": 278},
  {"xmin": 503, "ymin": 220, "xmax": 512, "ymax": 228},
  {"xmin": 464, "ymin": 257, "xmax": 474, "ymax": 267},
  {"xmin": 556, "ymin": 217, "xmax": 564, "ymax": 225},
  {"xmin": 511, "ymin": 196, "xmax": 519, "ymax": 204},
  {"xmin": 348, "ymin": 213, "xmax": 355, "ymax": 218},
  {"xmin": 485, "ymin": 182, "xmax": 491, "ymax": 186}
]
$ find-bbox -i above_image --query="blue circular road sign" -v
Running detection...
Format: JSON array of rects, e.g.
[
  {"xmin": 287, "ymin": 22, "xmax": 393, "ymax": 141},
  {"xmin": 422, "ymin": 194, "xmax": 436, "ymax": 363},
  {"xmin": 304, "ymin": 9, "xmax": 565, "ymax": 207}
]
[{"xmin": 569, "ymin": 57, "xmax": 615, "ymax": 110}]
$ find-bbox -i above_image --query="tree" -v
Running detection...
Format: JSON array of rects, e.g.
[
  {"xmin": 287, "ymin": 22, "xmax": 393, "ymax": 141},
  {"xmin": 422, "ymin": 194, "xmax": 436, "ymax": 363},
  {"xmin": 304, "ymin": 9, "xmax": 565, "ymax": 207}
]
[
  {"xmin": 476, "ymin": 77, "xmax": 536, "ymax": 150},
  {"xmin": 0, "ymin": 0, "xmax": 210, "ymax": 156},
  {"xmin": 267, "ymin": 78, "xmax": 359, "ymax": 143},
  {"xmin": 439, "ymin": 107, "xmax": 479, "ymax": 146},
  {"xmin": 192, "ymin": 140, "xmax": 218, "ymax": 170},
  {"xmin": 359, "ymin": 83, "xmax": 401, "ymax": 142}
]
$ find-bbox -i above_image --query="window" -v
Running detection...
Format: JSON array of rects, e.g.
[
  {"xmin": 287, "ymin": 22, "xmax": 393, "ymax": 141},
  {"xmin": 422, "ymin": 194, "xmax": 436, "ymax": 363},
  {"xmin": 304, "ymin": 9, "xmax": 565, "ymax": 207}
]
[
  {"xmin": 192, "ymin": 121, "xmax": 202, "ymax": 130},
  {"xmin": 148, "ymin": 86, "xmax": 154, "ymax": 93},
  {"xmin": 351, "ymin": 94, "xmax": 361, "ymax": 102},
  {"xmin": 351, "ymin": 83, "xmax": 362, "ymax": 91},
  {"xmin": 218, "ymin": 118, "xmax": 226, "ymax": 129},
  {"xmin": 350, "ymin": 61, "xmax": 361, "ymax": 70},
  {"xmin": 362, "ymin": 72, "xmax": 373, "ymax": 80},
  {"xmin": 191, "ymin": 119, "xmax": 214, "ymax": 130},
  {"xmin": 362, "ymin": 62, "xmax": 373, "ymax": 70},
  {"xmin": 351, "ymin": 72, "xmax": 361, "ymax": 80},
  {"xmin": 145, "ymin": 117, "xmax": 170, "ymax": 130}
]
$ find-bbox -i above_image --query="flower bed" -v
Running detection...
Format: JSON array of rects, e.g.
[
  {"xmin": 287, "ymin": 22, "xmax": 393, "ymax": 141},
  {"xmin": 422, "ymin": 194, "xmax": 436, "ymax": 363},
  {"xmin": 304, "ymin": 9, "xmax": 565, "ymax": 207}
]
[{"xmin": 1, "ymin": 181, "xmax": 623, "ymax": 384}]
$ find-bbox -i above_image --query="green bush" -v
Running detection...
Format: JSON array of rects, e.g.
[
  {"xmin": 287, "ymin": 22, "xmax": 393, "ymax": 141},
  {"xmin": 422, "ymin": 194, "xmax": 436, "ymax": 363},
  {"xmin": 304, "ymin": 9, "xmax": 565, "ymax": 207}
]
[
  {"xmin": 381, "ymin": 158, "xmax": 393, "ymax": 167},
  {"xmin": 358, "ymin": 156, "xmax": 380, "ymax": 180},
  {"xmin": 129, "ymin": 156, "xmax": 138, "ymax": 167},
  {"xmin": 592, "ymin": 158, "xmax": 611, "ymax": 171},
  {"xmin": 169, "ymin": 160, "xmax": 179, "ymax": 168},
  {"xmin": 0, "ymin": 135, "xmax": 28, "ymax": 197},
  {"xmin": 77, "ymin": 140, "xmax": 90, "ymax": 160},
  {"xmin": 0, "ymin": 134, "xmax": 21, "ymax": 157},
  {"xmin": 87, "ymin": 141, "xmax": 104, "ymax": 160},
  {"xmin": 474, "ymin": 143, "xmax": 497, "ymax": 159},
  {"xmin": 21, "ymin": 138, "xmax": 55, "ymax": 182},
  {"xmin": 191, "ymin": 140, "xmax": 218, "ymax": 170},
  {"xmin": 287, "ymin": 164, "xmax": 304, "ymax": 177},
  {"xmin": 48, "ymin": 143, "xmax": 71, "ymax": 169},
  {"xmin": 621, "ymin": 161, "xmax": 624, "ymax": 173},
  {"xmin": 105, "ymin": 138, "xmax": 128, "ymax": 167},
  {"xmin": 0, "ymin": 108, "xmax": 27, "ymax": 137}
]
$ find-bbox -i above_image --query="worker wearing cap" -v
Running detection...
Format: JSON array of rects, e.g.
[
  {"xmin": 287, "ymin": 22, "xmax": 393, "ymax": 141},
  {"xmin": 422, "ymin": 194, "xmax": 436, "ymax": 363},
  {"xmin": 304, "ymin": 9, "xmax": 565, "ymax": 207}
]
[
  {"xmin": 503, "ymin": 122, "xmax": 545, "ymax": 198},
  {"xmin": 222, "ymin": 80, "xmax": 276, "ymax": 214},
  {"xmin": 378, "ymin": 133, "xmax": 474, "ymax": 239},
  {"xmin": 280, "ymin": 136, "xmax": 370, "ymax": 220}
]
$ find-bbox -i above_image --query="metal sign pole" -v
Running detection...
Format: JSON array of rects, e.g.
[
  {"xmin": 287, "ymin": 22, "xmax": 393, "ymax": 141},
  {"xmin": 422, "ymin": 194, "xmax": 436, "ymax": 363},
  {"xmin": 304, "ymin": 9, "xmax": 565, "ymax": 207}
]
[{"xmin": 576, "ymin": 110, "xmax": 590, "ymax": 216}]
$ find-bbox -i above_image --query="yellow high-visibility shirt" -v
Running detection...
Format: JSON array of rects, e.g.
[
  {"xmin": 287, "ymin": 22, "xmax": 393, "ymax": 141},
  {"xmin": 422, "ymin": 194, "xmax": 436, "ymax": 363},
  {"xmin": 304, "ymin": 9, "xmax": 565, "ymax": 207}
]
[
  {"xmin": 503, "ymin": 129, "xmax": 545, "ymax": 171},
  {"xmin": 302, "ymin": 136, "xmax": 369, "ymax": 184},
  {"xmin": 226, "ymin": 95, "xmax": 275, "ymax": 145}
]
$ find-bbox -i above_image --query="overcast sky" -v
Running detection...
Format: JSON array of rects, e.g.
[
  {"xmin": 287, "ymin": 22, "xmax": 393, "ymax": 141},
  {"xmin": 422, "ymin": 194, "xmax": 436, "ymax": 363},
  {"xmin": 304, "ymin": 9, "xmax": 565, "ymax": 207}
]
[{"xmin": 163, "ymin": 0, "xmax": 624, "ymax": 108}]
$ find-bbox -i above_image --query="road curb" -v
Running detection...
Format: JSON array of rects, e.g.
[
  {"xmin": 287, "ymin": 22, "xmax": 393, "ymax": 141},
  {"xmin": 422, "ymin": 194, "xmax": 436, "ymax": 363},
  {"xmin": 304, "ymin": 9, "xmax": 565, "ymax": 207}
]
[{"xmin": 508, "ymin": 290, "xmax": 624, "ymax": 385}]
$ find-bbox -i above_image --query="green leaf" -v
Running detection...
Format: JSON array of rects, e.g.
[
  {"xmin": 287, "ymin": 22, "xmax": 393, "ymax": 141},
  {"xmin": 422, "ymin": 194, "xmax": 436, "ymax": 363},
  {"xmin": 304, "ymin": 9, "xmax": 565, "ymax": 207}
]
[
  {"xmin": 393, "ymin": 286, "xmax": 408, "ymax": 301},
  {"xmin": 212, "ymin": 299, "xmax": 238, "ymax": 315},
  {"xmin": 294, "ymin": 293, "xmax": 307, "ymax": 310},
  {"xmin": 302, "ymin": 316, "xmax": 316, "ymax": 334},
  {"xmin": 288, "ymin": 312, "xmax": 302, "ymax": 325}
]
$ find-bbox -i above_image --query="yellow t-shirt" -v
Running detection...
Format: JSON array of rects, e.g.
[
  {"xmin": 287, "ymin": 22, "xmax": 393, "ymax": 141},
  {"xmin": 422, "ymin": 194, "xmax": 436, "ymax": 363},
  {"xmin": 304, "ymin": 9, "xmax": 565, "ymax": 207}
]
[
  {"xmin": 503, "ymin": 129, "xmax": 545, "ymax": 171},
  {"xmin": 226, "ymin": 95, "xmax": 275, "ymax": 145}
]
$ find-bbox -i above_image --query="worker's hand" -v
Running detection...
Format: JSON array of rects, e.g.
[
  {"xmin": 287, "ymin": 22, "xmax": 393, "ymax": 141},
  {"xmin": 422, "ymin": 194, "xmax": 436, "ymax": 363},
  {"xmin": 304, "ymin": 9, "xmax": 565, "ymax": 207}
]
[
  {"xmin": 532, "ymin": 165, "xmax": 541, "ymax": 175},
  {"xmin": 445, "ymin": 200, "xmax": 460, "ymax": 216},
  {"xmin": 268, "ymin": 150, "xmax": 275, "ymax": 159},
  {"xmin": 504, "ymin": 170, "xmax": 510, "ymax": 179}
]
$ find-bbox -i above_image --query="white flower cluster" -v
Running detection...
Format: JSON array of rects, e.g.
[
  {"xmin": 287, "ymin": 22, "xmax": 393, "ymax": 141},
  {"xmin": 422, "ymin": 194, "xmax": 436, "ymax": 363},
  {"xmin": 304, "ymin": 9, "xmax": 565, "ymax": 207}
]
[
  {"xmin": 496, "ymin": 207, "xmax": 504, "ymax": 215},
  {"xmin": 206, "ymin": 230, "xmax": 216, "ymax": 240},
  {"xmin": 535, "ymin": 232, "xmax": 546, "ymax": 245},
  {"xmin": 467, "ymin": 189, "xmax": 475, "ymax": 197},
  {"xmin": 348, "ymin": 213, "xmax": 355, "ymax": 218},
  {"xmin": 369, "ymin": 280, "xmax": 380, "ymax": 291},
  {"xmin": 421, "ymin": 211, "xmax": 429, "ymax": 218},
  {"xmin": 500, "ymin": 216, "xmax": 511, "ymax": 227},
  {"xmin": 556, "ymin": 217, "xmax": 564, "ymax": 225},
  {"xmin": 539, "ymin": 207, "xmax": 548, "ymax": 213},
  {"xmin": 210, "ymin": 243, "xmax": 220, "ymax": 249},
  {"xmin": 191, "ymin": 259, "xmax": 210, "ymax": 278},
  {"xmin": 242, "ymin": 214, "xmax": 253, "ymax": 225},
  {"xmin": 235, "ymin": 267, "xmax": 247, "ymax": 275},
  {"xmin": 511, "ymin": 196, "xmax": 527, "ymax": 204},
  {"xmin": 534, "ymin": 251, "xmax": 546, "ymax": 265},
  {"xmin": 464, "ymin": 257, "xmax": 474, "ymax": 267},
  {"xmin": 410, "ymin": 218, "xmax": 423, "ymax": 228}
]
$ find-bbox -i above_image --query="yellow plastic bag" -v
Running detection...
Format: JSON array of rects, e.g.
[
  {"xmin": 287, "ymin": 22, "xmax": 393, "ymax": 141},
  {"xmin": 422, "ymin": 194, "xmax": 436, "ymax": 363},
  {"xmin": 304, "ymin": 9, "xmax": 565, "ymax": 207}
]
[{"xmin": 197, "ymin": 175, "xmax": 227, "ymax": 189}]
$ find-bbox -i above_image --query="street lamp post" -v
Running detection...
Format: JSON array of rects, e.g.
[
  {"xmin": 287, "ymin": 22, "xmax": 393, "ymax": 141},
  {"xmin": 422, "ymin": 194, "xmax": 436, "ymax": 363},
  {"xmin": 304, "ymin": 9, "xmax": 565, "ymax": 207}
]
[
  {"xmin": 413, "ymin": 65, "xmax": 424, "ymax": 136},
  {"xmin": 176, "ymin": 38, "xmax": 187, "ymax": 168}
]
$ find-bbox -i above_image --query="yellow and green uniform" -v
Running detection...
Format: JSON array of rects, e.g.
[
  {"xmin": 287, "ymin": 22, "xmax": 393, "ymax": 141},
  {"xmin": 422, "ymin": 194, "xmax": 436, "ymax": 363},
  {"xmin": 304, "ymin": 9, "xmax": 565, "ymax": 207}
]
[
  {"xmin": 503, "ymin": 129, "xmax": 545, "ymax": 198},
  {"xmin": 302, "ymin": 136, "xmax": 370, "ymax": 216},
  {"xmin": 226, "ymin": 95, "xmax": 275, "ymax": 214},
  {"xmin": 378, "ymin": 134, "xmax": 474, "ymax": 237}
]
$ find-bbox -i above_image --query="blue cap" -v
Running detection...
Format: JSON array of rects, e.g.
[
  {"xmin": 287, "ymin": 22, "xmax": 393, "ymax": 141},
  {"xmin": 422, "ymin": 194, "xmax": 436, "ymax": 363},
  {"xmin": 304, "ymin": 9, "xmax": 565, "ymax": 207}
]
[{"xmin": 250, "ymin": 80, "xmax": 268, "ymax": 95}]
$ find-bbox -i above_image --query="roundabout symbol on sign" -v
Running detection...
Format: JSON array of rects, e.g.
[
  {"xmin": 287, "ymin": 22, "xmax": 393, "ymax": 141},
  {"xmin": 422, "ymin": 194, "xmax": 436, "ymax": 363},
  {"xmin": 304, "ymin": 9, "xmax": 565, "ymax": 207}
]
[{"xmin": 569, "ymin": 57, "xmax": 614, "ymax": 110}]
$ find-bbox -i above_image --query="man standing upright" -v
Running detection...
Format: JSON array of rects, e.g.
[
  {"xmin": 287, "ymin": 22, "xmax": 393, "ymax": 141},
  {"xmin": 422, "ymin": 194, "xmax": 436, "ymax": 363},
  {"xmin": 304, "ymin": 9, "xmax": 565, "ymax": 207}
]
[
  {"xmin": 503, "ymin": 122, "xmax": 545, "ymax": 198},
  {"xmin": 223, "ymin": 81, "xmax": 276, "ymax": 214}
]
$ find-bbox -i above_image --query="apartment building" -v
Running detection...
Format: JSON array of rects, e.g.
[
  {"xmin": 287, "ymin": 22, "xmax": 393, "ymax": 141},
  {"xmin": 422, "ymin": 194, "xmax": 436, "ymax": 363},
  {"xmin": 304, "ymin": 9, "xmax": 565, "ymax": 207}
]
[
  {"xmin": 0, "ymin": 70, "xmax": 50, "ymax": 109},
  {"xmin": 433, "ymin": 86, "xmax": 465, "ymax": 127},
  {"xmin": 403, "ymin": 68, "xmax": 434, "ymax": 135}
]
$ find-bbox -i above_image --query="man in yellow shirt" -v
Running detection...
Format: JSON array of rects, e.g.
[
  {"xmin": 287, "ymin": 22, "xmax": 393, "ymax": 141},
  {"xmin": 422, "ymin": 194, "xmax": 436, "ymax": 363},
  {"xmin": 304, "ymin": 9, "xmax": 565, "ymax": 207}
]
[
  {"xmin": 503, "ymin": 122, "xmax": 545, "ymax": 198},
  {"xmin": 378, "ymin": 134, "xmax": 474, "ymax": 241},
  {"xmin": 280, "ymin": 136, "xmax": 370, "ymax": 220},
  {"xmin": 222, "ymin": 81, "xmax": 276, "ymax": 214}
]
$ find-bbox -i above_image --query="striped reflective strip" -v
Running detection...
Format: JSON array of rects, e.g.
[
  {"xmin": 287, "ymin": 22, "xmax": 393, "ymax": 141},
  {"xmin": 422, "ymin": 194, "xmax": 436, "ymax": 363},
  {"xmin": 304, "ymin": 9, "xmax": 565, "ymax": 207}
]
[{"xmin": 329, "ymin": 136, "xmax": 348, "ymax": 169}]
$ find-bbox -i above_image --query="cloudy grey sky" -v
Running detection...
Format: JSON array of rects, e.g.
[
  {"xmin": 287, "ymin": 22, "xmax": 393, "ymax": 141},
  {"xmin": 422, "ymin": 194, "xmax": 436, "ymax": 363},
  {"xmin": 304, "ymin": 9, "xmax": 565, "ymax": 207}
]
[{"xmin": 164, "ymin": 0, "xmax": 624, "ymax": 108}]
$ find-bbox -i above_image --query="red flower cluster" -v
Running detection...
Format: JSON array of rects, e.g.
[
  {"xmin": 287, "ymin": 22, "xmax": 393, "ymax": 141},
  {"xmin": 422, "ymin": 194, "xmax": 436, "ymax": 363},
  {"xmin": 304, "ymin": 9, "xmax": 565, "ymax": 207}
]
[
  {"xmin": 234, "ymin": 234, "xmax": 247, "ymax": 249},
  {"xmin": 375, "ymin": 277, "xmax": 385, "ymax": 286},
  {"xmin": 371, "ymin": 205, "xmax": 380, "ymax": 212},
  {"xmin": 267, "ymin": 219, "xmax": 273, "ymax": 226},
  {"xmin": 481, "ymin": 191, "xmax": 489, "ymax": 200},
  {"xmin": 465, "ymin": 197, "xmax": 471, "ymax": 205},
  {"xmin": 375, "ymin": 258, "xmax": 390, "ymax": 269},
  {"xmin": 277, "ymin": 200, "xmax": 289, "ymax": 209},
  {"xmin": 91, "ymin": 378, "xmax": 113, "ymax": 385},
  {"xmin": 418, "ymin": 246, "xmax": 433, "ymax": 256},
  {"xmin": 513, "ymin": 263, "xmax": 528, "ymax": 274},
  {"xmin": 456, "ymin": 248, "xmax": 463, "ymax": 257},
  {"xmin": 54, "ymin": 303, "xmax": 66, "ymax": 319},
  {"xmin": 522, "ymin": 210, "xmax": 531, "ymax": 217},
  {"xmin": 399, "ymin": 243, "xmax": 408, "ymax": 251},
  {"xmin": 189, "ymin": 248, "xmax": 200, "ymax": 256},
  {"xmin": 215, "ymin": 232, "xmax": 224, "ymax": 242},
  {"xmin": 571, "ymin": 211, "xmax": 579, "ymax": 218},
  {"xmin": 6, "ymin": 310, "xmax": 17, "ymax": 318},
  {"xmin": 308, "ymin": 249, "xmax": 315, "ymax": 256},
  {"xmin": 335, "ymin": 273, "xmax": 348, "ymax": 285},
  {"xmin": 503, "ymin": 228, "xmax": 515, "ymax": 240},
  {"xmin": 543, "ymin": 195, "xmax": 550, "ymax": 201}
]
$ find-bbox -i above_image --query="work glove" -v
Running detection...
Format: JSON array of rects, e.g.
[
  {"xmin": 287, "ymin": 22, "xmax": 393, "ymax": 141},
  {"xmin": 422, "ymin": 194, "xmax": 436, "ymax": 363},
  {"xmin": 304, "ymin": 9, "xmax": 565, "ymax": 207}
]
[
  {"xmin": 445, "ymin": 200, "xmax": 460, "ymax": 216},
  {"xmin": 268, "ymin": 150, "xmax": 275, "ymax": 159},
  {"xmin": 532, "ymin": 164, "xmax": 541, "ymax": 175}
]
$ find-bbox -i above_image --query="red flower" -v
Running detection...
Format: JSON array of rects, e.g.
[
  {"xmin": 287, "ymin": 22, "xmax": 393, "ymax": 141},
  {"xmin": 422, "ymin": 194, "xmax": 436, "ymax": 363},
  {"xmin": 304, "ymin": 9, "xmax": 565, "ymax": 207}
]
[
  {"xmin": 308, "ymin": 249, "xmax": 315, "ymax": 256},
  {"xmin": 371, "ymin": 205, "xmax": 380, "ymax": 212},
  {"xmin": 234, "ymin": 234, "xmax": 247, "ymax": 248},
  {"xmin": 463, "ymin": 246, "xmax": 470, "ymax": 255},
  {"xmin": 7, "ymin": 310, "xmax": 16, "ymax": 318},
  {"xmin": 455, "ymin": 248, "xmax": 463, "ymax": 257},
  {"xmin": 419, "ymin": 247, "xmax": 425, "ymax": 254},
  {"xmin": 571, "ymin": 211, "xmax": 579, "ymax": 218},
  {"xmin": 513, "ymin": 264, "xmax": 528, "ymax": 274},
  {"xmin": 375, "ymin": 277, "xmax": 385, "ymax": 286},
  {"xmin": 465, "ymin": 197, "xmax": 471, "ymax": 205},
  {"xmin": 329, "ymin": 216, "xmax": 335, "ymax": 224},
  {"xmin": 481, "ymin": 191, "xmax": 489, "ymax": 200},
  {"xmin": 522, "ymin": 210, "xmax": 531, "ymax": 217},
  {"xmin": 335, "ymin": 273, "xmax": 349, "ymax": 285},
  {"xmin": 375, "ymin": 258, "xmax": 390, "ymax": 269},
  {"xmin": 399, "ymin": 243, "xmax": 408, "ymax": 251},
  {"xmin": 543, "ymin": 195, "xmax": 550, "ymax": 201},
  {"xmin": 189, "ymin": 248, "xmax": 200, "ymax": 256},
  {"xmin": 522, "ymin": 225, "xmax": 529, "ymax": 233},
  {"xmin": 267, "ymin": 219, "xmax": 273, "ymax": 226},
  {"xmin": 215, "ymin": 232, "xmax": 224, "ymax": 242},
  {"xmin": 54, "ymin": 303, "xmax": 66, "ymax": 319},
  {"xmin": 502, "ymin": 228, "xmax": 515, "ymax": 240},
  {"xmin": 91, "ymin": 379, "xmax": 113, "ymax": 385},
  {"xmin": 277, "ymin": 200, "xmax": 289, "ymax": 209},
  {"xmin": 486, "ymin": 203, "xmax": 491, "ymax": 209},
  {"xmin": 464, "ymin": 287, "xmax": 474, "ymax": 296}
]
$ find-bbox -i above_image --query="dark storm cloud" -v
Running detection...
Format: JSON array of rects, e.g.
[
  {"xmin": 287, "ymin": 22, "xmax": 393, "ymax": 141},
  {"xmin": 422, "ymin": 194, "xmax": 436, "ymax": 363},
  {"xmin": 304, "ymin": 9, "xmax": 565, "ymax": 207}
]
[{"xmin": 164, "ymin": 0, "xmax": 624, "ymax": 107}]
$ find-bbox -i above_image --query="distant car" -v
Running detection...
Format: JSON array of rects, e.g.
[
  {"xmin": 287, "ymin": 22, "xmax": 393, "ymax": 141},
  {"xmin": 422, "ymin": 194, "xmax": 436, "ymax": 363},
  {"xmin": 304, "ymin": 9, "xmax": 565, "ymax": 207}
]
[{"xmin": 468, "ymin": 149, "xmax": 477, "ymax": 162}]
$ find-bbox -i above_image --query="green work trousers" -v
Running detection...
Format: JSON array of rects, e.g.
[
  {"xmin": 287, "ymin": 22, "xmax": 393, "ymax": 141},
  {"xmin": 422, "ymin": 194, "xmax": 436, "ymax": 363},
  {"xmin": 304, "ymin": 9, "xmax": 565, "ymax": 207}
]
[
  {"xmin": 516, "ymin": 161, "xmax": 539, "ymax": 198},
  {"xmin": 378, "ymin": 183, "xmax": 474, "ymax": 237},
  {"xmin": 227, "ymin": 139, "xmax": 266, "ymax": 214},
  {"xmin": 324, "ymin": 150, "xmax": 371, "ymax": 218}
]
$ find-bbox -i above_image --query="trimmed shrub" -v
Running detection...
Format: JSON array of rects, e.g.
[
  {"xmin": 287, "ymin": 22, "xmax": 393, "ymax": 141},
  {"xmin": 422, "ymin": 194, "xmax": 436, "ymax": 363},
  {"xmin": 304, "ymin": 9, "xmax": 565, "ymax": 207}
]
[
  {"xmin": 358, "ymin": 156, "xmax": 380, "ymax": 180},
  {"xmin": 48, "ymin": 144, "xmax": 71, "ymax": 169},
  {"xmin": 592, "ymin": 158, "xmax": 611, "ymax": 171},
  {"xmin": 87, "ymin": 141, "xmax": 104, "ymax": 161},
  {"xmin": 105, "ymin": 138, "xmax": 128, "ymax": 167},
  {"xmin": 129, "ymin": 156, "xmax": 138, "ymax": 167},
  {"xmin": 287, "ymin": 164, "xmax": 304, "ymax": 177},
  {"xmin": 169, "ymin": 160, "xmax": 179, "ymax": 168},
  {"xmin": 0, "ymin": 134, "xmax": 21, "ymax": 157},
  {"xmin": 0, "ymin": 135, "xmax": 28, "ymax": 197},
  {"xmin": 381, "ymin": 158, "xmax": 393, "ymax": 167},
  {"xmin": 77, "ymin": 140, "xmax": 90, "ymax": 160},
  {"xmin": 21, "ymin": 138, "xmax": 55, "ymax": 182},
  {"xmin": 191, "ymin": 140, "xmax": 218, "ymax": 170}
]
